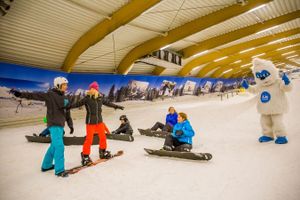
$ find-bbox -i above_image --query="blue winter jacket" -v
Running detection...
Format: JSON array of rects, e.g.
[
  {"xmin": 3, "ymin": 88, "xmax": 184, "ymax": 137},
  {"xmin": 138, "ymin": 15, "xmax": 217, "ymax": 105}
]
[
  {"xmin": 171, "ymin": 120, "xmax": 195, "ymax": 144},
  {"xmin": 165, "ymin": 112, "xmax": 178, "ymax": 127}
]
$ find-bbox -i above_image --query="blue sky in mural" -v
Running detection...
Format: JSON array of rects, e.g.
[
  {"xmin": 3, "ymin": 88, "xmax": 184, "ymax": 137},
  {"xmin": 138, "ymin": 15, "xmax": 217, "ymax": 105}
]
[{"xmin": 0, "ymin": 62, "xmax": 243, "ymax": 95}]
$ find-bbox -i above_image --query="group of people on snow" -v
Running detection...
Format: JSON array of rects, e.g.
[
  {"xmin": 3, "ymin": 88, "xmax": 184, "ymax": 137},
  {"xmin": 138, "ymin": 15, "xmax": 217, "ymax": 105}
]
[{"xmin": 9, "ymin": 57, "xmax": 293, "ymax": 178}]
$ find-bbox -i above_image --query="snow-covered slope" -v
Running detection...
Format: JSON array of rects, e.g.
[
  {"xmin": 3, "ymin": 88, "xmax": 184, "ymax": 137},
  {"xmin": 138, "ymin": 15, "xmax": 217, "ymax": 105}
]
[{"xmin": 0, "ymin": 80, "xmax": 299, "ymax": 200}]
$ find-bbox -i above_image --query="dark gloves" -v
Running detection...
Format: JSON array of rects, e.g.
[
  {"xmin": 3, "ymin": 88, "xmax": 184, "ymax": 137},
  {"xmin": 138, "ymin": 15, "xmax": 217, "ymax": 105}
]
[
  {"xmin": 9, "ymin": 89, "xmax": 22, "ymax": 97},
  {"xmin": 115, "ymin": 105, "xmax": 124, "ymax": 110},
  {"xmin": 111, "ymin": 131, "xmax": 117, "ymax": 134},
  {"xmin": 69, "ymin": 127, "xmax": 74, "ymax": 134},
  {"xmin": 175, "ymin": 130, "xmax": 183, "ymax": 136}
]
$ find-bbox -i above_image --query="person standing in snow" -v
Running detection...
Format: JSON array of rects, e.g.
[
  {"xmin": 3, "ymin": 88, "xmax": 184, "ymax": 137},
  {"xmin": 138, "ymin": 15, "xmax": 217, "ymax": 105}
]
[
  {"xmin": 111, "ymin": 115, "xmax": 133, "ymax": 135},
  {"xmin": 241, "ymin": 58, "xmax": 293, "ymax": 144},
  {"xmin": 149, "ymin": 106, "xmax": 178, "ymax": 132},
  {"xmin": 10, "ymin": 77, "xmax": 73, "ymax": 177},
  {"xmin": 69, "ymin": 81, "xmax": 124, "ymax": 166},
  {"xmin": 162, "ymin": 112, "xmax": 195, "ymax": 152}
]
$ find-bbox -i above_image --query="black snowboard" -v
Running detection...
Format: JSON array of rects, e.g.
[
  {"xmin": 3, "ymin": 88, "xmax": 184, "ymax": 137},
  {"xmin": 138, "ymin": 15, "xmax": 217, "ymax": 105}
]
[
  {"xmin": 144, "ymin": 148, "xmax": 212, "ymax": 161},
  {"xmin": 25, "ymin": 134, "xmax": 134, "ymax": 145},
  {"xmin": 138, "ymin": 129, "xmax": 170, "ymax": 138}
]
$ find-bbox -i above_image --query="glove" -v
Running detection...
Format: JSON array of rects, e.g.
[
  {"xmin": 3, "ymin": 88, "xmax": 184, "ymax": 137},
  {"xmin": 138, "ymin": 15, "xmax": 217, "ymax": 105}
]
[
  {"xmin": 175, "ymin": 130, "xmax": 183, "ymax": 136},
  {"xmin": 111, "ymin": 131, "xmax": 116, "ymax": 134},
  {"xmin": 69, "ymin": 127, "xmax": 74, "ymax": 134},
  {"xmin": 115, "ymin": 105, "xmax": 124, "ymax": 110},
  {"xmin": 282, "ymin": 73, "xmax": 290, "ymax": 85},
  {"xmin": 9, "ymin": 89, "xmax": 22, "ymax": 97},
  {"xmin": 241, "ymin": 79, "xmax": 249, "ymax": 89}
]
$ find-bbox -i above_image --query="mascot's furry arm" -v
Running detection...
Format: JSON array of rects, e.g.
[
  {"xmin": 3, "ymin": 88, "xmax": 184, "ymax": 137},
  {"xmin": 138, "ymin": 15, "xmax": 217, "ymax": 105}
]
[{"xmin": 280, "ymin": 73, "xmax": 293, "ymax": 92}]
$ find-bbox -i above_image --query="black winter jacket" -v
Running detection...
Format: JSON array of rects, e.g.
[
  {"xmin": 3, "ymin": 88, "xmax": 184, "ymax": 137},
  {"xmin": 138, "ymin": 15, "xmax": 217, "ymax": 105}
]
[
  {"xmin": 115, "ymin": 121, "xmax": 133, "ymax": 134},
  {"xmin": 19, "ymin": 89, "xmax": 73, "ymax": 127},
  {"xmin": 71, "ymin": 95, "xmax": 121, "ymax": 124}
]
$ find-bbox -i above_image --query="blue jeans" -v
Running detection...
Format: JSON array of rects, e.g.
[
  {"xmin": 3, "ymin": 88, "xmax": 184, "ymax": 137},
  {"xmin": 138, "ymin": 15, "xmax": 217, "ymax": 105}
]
[{"xmin": 41, "ymin": 126, "xmax": 65, "ymax": 174}]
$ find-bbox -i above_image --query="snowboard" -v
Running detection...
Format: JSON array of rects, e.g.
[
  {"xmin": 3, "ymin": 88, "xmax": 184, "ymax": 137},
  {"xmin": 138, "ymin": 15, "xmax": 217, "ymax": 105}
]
[
  {"xmin": 138, "ymin": 128, "xmax": 170, "ymax": 138},
  {"xmin": 67, "ymin": 150, "xmax": 124, "ymax": 174},
  {"xmin": 25, "ymin": 134, "xmax": 134, "ymax": 145},
  {"xmin": 144, "ymin": 148, "xmax": 212, "ymax": 161}
]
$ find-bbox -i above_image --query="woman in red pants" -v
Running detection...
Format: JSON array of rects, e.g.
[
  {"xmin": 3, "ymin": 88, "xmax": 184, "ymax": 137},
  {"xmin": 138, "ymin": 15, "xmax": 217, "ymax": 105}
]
[{"xmin": 71, "ymin": 81, "xmax": 124, "ymax": 166}]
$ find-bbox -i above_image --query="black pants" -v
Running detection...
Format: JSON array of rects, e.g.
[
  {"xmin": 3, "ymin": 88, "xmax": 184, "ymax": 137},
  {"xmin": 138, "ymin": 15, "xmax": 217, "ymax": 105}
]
[
  {"xmin": 151, "ymin": 122, "xmax": 173, "ymax": 132},
  {"xmin": 164, "ymin": 135, "xmax": 192, "ymax": 151},
  {"xmin": 115, "ymin": 129, "xmax": 133, "ymax": 135}
]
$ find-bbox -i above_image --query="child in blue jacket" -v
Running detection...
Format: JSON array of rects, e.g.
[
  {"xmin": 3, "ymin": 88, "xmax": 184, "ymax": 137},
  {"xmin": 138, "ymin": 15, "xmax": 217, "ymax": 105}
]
[
  {"xmin": 150, "ymin": 107, "xmax": 178, "ymax": 132},
  {"xmin": 162, "ymin": 112, "xmax": 195, "ymax": 152}
]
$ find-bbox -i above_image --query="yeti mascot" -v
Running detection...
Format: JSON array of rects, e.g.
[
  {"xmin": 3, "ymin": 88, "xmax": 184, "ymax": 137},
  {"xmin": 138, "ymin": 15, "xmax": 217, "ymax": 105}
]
[{"xmin": 241, "ymin": 58, "xmax": 292, "ymax": 144}]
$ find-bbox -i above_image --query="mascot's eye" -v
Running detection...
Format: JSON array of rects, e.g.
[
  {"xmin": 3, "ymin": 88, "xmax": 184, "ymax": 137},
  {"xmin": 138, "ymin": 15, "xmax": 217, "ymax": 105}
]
[
  {"xmin": 256, "ymin": 73, "xmax": 261, "ymax": 78},
  {"xmin": 261, "ymin": 70, "xmax": 270, "ymax": 78}
]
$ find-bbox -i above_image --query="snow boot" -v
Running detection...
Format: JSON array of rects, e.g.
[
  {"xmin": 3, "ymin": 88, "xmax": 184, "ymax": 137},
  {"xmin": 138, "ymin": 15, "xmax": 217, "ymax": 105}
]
[
  {"xmin": 56, "ymin": 171, "xmax": 69, "ymax": 178},
  {"xmin": 275, "ymin": 136, "xmax": 288, "ymax": 144},
  {"xmin": 258, "ymin": 136, "xmax": 274, "ymax": 143},
  {"xmin": 162, "ymin": 145, "xmax": 173, "ymax": 151},
  {"xmin": 41, "ymin": 165, "xmax": 54, "ymax": 172},
  {"xmin": 81, "ymin": 152, "xmax": 93, "ymax": 166},
  {"xmin": 99, "ymin": 149, "xmax": 112, "ymax": 159}
]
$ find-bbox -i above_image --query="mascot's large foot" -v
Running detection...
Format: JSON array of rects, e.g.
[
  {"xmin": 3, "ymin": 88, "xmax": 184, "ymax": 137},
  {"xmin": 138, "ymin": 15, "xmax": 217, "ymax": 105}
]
[
  {"xmin": 275, "ymin": 136, "xmax": 288, "ymax": 144},
  {"xmin": 258, "ymin": 136, "xmax": 274, "ymax": 143}
]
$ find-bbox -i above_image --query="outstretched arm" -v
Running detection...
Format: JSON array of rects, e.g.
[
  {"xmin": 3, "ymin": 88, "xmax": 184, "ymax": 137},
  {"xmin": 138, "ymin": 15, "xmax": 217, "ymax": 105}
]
[
  {"xmin": 102, "ymin": 97, "xmax": 124, "ymax": 110},
  {"xmin": 69, "ymin": 97, "xmax": 86, "ymax": 109},
  {"xmin": 280, "ymin": 74, "xmax": 293, "ymax": 92},
  {"xmin": 10, "ymin": 89, "xmax": 48, "ymax": 101}
]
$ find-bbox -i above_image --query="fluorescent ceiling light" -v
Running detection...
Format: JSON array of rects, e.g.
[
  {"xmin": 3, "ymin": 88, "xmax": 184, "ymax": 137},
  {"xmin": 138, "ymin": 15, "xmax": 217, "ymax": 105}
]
[
  {"xmin": 286, "ymin": 54, "xmax": 298, "ymax": 59},
  {"xmin": 247, "ymin": 4, "xmax": 266, "ymax": 13},
  {"xmin": 192, "ymin": 50, "xmax": 208, "ymax": 57},
  {"xmin": 276, "ymin": 45, "xmax": 293, "ymax": 51},
  {"xmin": 239, "ymin": 47, "xmax": 255, "ymax": 54},
  {"xmin": 252, "ymin": 53, "xmax": 266, "ymax": 58},
  {"xmin": 233, "ymin": 60, "xmax": 242, "ymax": 64},
  {"xmin": 256, "ymin": 25, "xmax": 279, "ymax": 35},
  {"xmin": 160, "ymin": 45, "xmax": 170, "ymax": 50},
  {"xmin": 223, "ymin": 69, "xmax": 233, "ymax": 74},
  {"xmin": 268, "ymin": 38, "xmax": 286, "ymax": 45},
  {"xmin": 281, "ymin": 51, "xmax": 296, "ymax": 56},
  {"xmin": 241, "ymin": 63, "xmax": 252, "ymax": 68},
  {"xmin": 214, "ymin": 56, "xmax": 228, "ymax": 62}
]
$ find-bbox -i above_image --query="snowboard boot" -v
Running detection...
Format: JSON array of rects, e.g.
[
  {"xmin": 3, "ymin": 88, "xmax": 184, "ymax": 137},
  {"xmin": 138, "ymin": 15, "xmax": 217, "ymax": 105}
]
[
  {"xmin": 258, "ymin": 136, "xmax": 274, "ymax": 143},
  {"xmin": 56, "ymin": 171, "xmax": 69, "ymax": 178},
  {"xmin": 174, "ymin": 144, "xmax": 192, "ymax": 152},
  {"xmin": 81, "ymin": 152, "xmax": 93, "ymax": 166},
  {"xmin": 41, "ymin": 165, "xmax": 54, "ymax": 172},
  {"xmin": 275, "ymin": 136, "xmax": 288, "ymax": 144},
  {"xmin": 162, "ymin": 145, "xmax": 173, "ymax": 151},
  {"xmin": 99, "ymin": 149, "xmax": 112, "ymax": 159}
]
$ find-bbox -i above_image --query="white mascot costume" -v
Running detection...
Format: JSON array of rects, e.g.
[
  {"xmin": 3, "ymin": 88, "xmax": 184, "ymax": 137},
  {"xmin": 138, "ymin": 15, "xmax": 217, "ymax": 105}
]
[{"xmin": 241, "ymin": 58, "xmax": 292, "ymax": 144}]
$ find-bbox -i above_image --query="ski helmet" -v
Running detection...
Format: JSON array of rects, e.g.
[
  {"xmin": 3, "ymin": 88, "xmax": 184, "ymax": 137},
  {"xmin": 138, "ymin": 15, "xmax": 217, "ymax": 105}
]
[
  {"xmin": 54, "ymin": 77, "xmax": 68, "ymax": 89},
  {"xmin": 119, "ymin": 115, "xmax": 128, "ymax": 121}
]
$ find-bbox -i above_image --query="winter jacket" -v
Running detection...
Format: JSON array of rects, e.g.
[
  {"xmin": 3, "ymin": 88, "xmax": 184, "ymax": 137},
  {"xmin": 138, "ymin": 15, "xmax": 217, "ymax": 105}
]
[
  {"xmin": 171, "ymin": 120, "xmax": 195, "ymax": 144},
  {"xmin": 71, "ymin": 95, "xmax": 120, "ymax": 124},
  {"xmin": 19, "ymin": 88, "xmax": 72, "ymax": 127},
  {"xmin": 165, "ymin": 112, "xmax": 178, "ymax": 127},
  {"xmin": 115, "ymin": 121, "xmax": 133, "ymax": 134},
  {"xmin": 248, "ymin": 79, "xmax": 292, "ymax": 114}
]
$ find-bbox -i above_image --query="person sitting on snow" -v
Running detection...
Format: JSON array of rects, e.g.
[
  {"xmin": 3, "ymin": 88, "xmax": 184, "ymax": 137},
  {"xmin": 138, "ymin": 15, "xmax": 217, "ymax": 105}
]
[
  {"xmin": 149, "ymin": 106, "xmax": 178, "ymax": 132},
  {"xmin": 111, "ymin": 115, "xmax": 133, "ymax": 135},
  {"xmin": 162, "ymin": 112, "xmax": 195, "ymax": 152},
  {"xmin": 10, "ymin": 76, "xmax": 72, "ymax": 177},
  {"xmin": 241, "ymin": 58, "xmax": 293, "ymax": 144}
]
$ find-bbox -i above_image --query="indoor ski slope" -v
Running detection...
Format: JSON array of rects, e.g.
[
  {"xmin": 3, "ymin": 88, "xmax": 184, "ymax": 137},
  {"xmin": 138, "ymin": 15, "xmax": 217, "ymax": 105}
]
[{"xmin": 0, "ymin": 80, "xmax": 299, "ymax": 200}]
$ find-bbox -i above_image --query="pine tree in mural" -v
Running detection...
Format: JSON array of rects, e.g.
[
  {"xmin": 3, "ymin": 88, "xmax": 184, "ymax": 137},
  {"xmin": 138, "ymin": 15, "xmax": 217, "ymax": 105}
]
[{"xmin": 108, "ymin": 84, "xmax": 115, "ymax": 102}]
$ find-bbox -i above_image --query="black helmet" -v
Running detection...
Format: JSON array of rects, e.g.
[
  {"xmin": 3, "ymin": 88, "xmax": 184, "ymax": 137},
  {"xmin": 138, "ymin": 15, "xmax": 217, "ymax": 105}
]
[{"xmin": 119, "ymin": 115, "xmax": 128, "ymax": 121}]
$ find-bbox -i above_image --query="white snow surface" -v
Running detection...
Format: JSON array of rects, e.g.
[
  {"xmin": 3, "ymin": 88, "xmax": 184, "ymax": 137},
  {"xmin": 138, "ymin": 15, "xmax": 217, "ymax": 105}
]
[{"xmin": 0, "ymin": 80, "xmax": 300, "ymax": 200}]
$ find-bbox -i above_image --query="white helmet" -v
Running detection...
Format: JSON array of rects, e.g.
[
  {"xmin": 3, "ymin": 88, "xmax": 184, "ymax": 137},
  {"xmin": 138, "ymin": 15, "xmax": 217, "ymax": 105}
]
[{"xmin": 54, "ymin": 77, "xmax": 68, "ymax": 89}]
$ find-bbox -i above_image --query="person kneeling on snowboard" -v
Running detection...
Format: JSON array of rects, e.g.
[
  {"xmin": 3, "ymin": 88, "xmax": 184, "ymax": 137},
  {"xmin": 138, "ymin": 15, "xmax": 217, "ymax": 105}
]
[
  {"xmin": 69, "ymin": 81, "xmax": 124, "ymax": 166},
  {"xmin": 162, "ymin": 112, "xmax": 195, "ymax": 152},
  {"xmin": 112, "ymin": 115, "xmax": 133, "ymax": 135},
  {"xmin": 10, "ymin": 77, "xmax": 72, "ymax": 177},
  {"xmin": 150, "ymin": 106, "xmax": 178, "ymax": 132}
]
